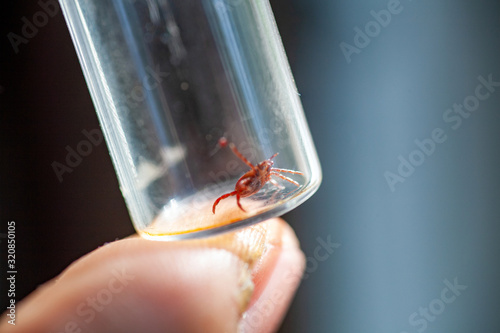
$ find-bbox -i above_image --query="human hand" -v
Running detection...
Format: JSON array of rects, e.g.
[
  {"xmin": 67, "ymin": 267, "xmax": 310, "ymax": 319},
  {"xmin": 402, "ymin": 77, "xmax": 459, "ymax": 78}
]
[{"xmin": 0, "ymin": 218, "xmax": 305, "ymax": 333}]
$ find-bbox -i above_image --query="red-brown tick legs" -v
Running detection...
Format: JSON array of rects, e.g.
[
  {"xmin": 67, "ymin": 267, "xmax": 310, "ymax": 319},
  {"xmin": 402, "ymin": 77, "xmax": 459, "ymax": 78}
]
[{"xmin": 212, "ymin": 138, "xmax": 303, "ymax": 214}]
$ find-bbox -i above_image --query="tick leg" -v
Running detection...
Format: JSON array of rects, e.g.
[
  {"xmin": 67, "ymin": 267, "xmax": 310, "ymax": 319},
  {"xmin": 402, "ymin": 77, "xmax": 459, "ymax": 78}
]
[
  {"xmin": 271, "ymin": 172, "xmax": 300, "ymax": 187},
  {"xmin": 212, "ymin": 191, "xmax": 237, "ymax": 214},
  {"xmin": 229, "ymin": 143, "xmax": 254, "ymax": 169},
  {"xmin": 236, "ymin": 193, "xmax": 246, "ymax": 212},
  {"xmin": 269, "ymin": 178, "xmax": 285, "ymax": 190},
  {"xmin": 271, "ymin": 168, "xmax": 304, "ymax": 175},
  {"xmin": 268, "ymin": 152, "xmax": 279, "ymax": 160}
]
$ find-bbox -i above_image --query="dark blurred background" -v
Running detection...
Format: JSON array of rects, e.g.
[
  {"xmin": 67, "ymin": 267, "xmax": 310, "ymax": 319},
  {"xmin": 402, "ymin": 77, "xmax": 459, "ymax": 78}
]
[{"xmin": 2, "ymin": 1, "xmax": 500, "ymax": 332}]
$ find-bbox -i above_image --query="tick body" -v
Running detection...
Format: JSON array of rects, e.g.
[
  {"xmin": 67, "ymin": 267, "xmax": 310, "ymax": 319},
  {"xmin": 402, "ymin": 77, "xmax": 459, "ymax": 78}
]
[{"xmin": 212, "ymin": 137, "xmax": 303, "ymax": 214}]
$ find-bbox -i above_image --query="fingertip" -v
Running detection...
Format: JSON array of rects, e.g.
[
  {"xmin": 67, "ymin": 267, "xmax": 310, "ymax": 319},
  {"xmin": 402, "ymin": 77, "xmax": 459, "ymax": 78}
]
[
  {"xmin": 0, "ymin": 218, "xmax": 305, "ymax": 333},
  {"xmin": 3, "ymin": 245, "xmax": 245, "ymax": 333},
  {"xmin": 239, "ymin": 222, "xmax": 306, "ymax": 333}
]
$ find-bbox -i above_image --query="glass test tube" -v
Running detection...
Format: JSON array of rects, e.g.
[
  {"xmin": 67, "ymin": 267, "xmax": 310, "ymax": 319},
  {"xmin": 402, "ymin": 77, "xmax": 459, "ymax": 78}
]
[{"xmin": 59, "ymin": 0, "xmax": 322, "ymax": 240}]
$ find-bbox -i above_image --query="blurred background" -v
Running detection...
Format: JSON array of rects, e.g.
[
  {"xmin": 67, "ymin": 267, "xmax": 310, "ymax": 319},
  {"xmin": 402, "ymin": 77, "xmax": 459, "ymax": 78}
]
[{"xmin": 2, "ymin": 0, "xmax": 500, "ymax": 332}]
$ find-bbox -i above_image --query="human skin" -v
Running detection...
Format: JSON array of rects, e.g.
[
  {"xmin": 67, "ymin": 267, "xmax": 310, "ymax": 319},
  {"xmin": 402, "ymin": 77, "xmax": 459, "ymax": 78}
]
[{"xmin": 0, "ymin": 218, "xmax": 305, "ymax": 333}]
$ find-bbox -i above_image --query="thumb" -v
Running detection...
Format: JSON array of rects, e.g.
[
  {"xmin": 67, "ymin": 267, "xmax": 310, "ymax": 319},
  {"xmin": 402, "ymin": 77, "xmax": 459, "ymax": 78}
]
[{"xmin": 0, "ymin": 218, "xmax": 305, "ymax": 333}]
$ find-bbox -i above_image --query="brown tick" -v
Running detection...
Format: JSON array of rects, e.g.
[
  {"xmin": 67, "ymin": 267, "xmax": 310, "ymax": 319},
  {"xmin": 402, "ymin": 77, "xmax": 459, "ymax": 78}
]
[{"xmin": 212, "ymin": 137, "xmax": 303, "ymax": 214}]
